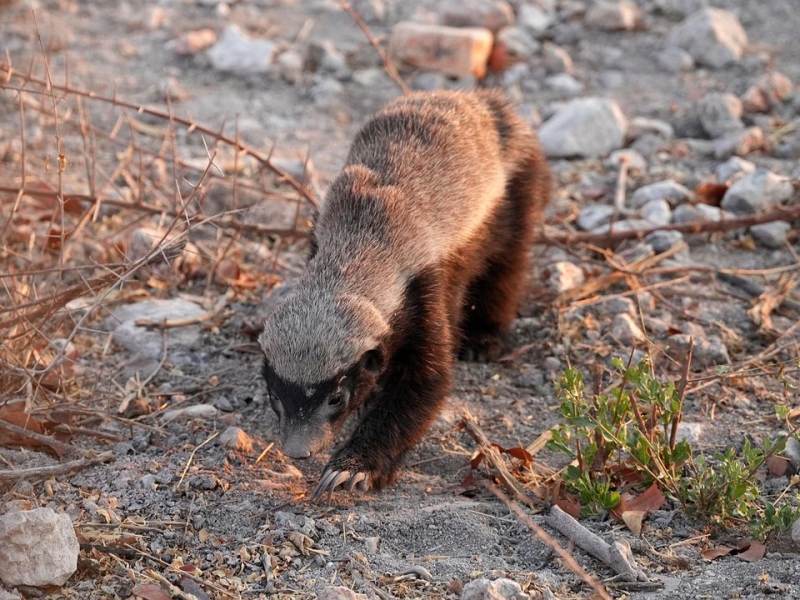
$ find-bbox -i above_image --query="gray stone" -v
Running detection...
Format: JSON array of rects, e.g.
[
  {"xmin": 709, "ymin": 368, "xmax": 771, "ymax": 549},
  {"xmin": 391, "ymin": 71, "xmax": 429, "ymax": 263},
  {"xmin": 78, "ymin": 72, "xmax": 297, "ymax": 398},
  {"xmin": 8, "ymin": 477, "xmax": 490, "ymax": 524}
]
[
  {"xmin": 630, "ymin": 180, "xmax": 693, "ymax": 209},
  {"xmin": 669, "ymin": 324, "xmax": 730, "ymax": 367},
  {"xmin": 496, "ymin": 26, "xmax": 539, "ymax": 60},
  {"xmin": 628, "ymin": 117, "xmax": 675, "ymax": 140},
  {"xmin": 750, "ymin": 221, "xmax": 791, "ymax": 249},
  {"xmin": 591, "ymin": 219, "xmax": 653, "ymax": 235},
  {"xmin": 318, "ymin": 587, "xmax": 369, "ymax": 600},
  {"xmin": 645, "ymin": 230, "xmax": 685, "ymax": 252},
  {"xmin": 656, "ymin": 0, "xmax": 708, "ymax": 17},
  {"xmin": 546, "ymin": 261, "xmax": 584, "ymax": 293},
  {"xmin": 107, "ymin": 299, "xmax": 206, "ymax": 360},
  {"xmin": 544, "ymin": 73, "xmax": 582, "ymax": 96},
  {"xmin": 576, "ymin": 204, "xmax": 615, "ymax": 231},
  {"xmin": 364, "ymin": 536, "xmax": 380, "ymax": 553},
  {"xmin": 461, "ymin": 577, "xmax": 530, "ymax": 600},
  {"xmin": 518, "ymin": 4, "xmax": 553, "ymax": 36},
  {"xmin": 666, "ymin": 8, "xmax": 748, "ymax": 68},
  {"xmin": 219, "ymin": 426, "xmax": 255, "ymax": 452},
  {"xmin": 676, "ymin": 422, "xmax": 705, "ymax": 445},
  {"xmin": 721, "ymin": 168, "xmax": 794, "ymax": 214},
  {"xmin": 715, "ymin": 156, "xmax": 755, "ymax": 183},
  {"xmin": 585, "ymin": 0, "xmax": 640, "ymax": 31},
  {"xmin": 606, "ymin": 148, "xmax": 647, "ymax": 173},
  {"xmin": 712, "ymin": 126, "xmax": 763, "ymax": 159},
  {"xmin": 610, "ymin": 313, "xmax": 646, "ymax": 344},
  {"xmin": 306, "ymin": 40, "xmax": 350, "ymax": 79},
  {"xmin": 741, "ymin": 72, "xmax": 794, "ymax": 113},
  {"xmin": 542, "ymin": 42, "xmax": 574, "ymax": 74},
  {"xmin": 672, "ymin": 203, "xmax": 730, "ymax": 224},
  {"xmin": 792, "ymin": 517, "xmax": 800, "ymax": 548},
  {"xmin": 207, "ymin": 24, "xmax": 275, "ymax": 74},
  {"xmin": 0, "ymin": 508, "xmax": 79, "ymax": 587},
  {"xmin": 276, "ymin": 49, "xmax": 304, "ymax": 84},
  {"xmin": 538, "ymin": 97, "xmax": 628, "ymax": 158},
  {"xmin": 274, "ymin": 511, "xmax": 317, "ymax": 537},
  {"xmin": 641, "ymin": 198, "xmax": 672, "ymax": 226},
  {"xmin": 439, "ymin": 0, "xmax": 514, "ymax": 33},
  {"xmin": 311, "ymin": 77, "xmax": 344, "ymax": 104},
  {"xmin": 411, "ymin": 71, "xmax": 447, "ymax": 91},
  {"xmin": 656, "ymin": 46, "xmax": 694, "ymax": 72},
  {"xmin": 352, "ymin": 67, "xmax": 390, "ymax": 87},
  {"xmin": 697, "ymin": 92, "xmax": 744, "ymax": 138}
]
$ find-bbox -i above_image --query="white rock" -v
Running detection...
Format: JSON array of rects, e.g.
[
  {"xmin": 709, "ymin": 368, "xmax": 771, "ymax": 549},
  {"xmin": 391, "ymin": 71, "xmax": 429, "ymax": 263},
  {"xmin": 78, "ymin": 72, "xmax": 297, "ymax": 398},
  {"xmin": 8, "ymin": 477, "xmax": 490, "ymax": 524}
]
[
  {"xmin": 364, "ymin": 536, "xmax": 380, "ymax": 553},
  {"xmin": 161, "ymin": 404, "xmax": 219, "ymax": 422},
  {"xmin": 645, "ymin": 230, "xmax": 685, "ymax": 252},
  {"xmin": 518, "ymin": 4, "xmax": 553, "ymax": 36},
  {"xmin": 0, "ymin": 508, "xmax": 79, "ymax": 587},
  {"xmin": 207, "ymin": 24, "xmax": 275, "ymax": 74},
  {"xmin": 750, "ymin": 221, "xmax": 791, "ymax": 249},
  {"xmin": 628, "ymin": 117, "xmax": 675, "ymax": 140},
  {"xmin": 630, "ymin": 180, "xmax": 693, "ymax": 209},
  {"xmin": 591, "ymin": 218, "xmax": 654, "ymax": 234},
  {"xmin": 712, "ymin": 126, "xmax": 763, "ymax": 159},
  {"xmin": 641, "ymin": 198, "xmax": 672, "ymax": 226},
  {"xmin": 675, "ymin": 422, "xmax": 705, "ymax": 445},
  {"xmin": 585, "ymin": 0, "xmax": 640, "ymax": 31},
  {"xmin": 439, "ymin": 0, "xmax": 514, "ymax": 33},
  {"xmin": 656, "ymin": 46, "xmax": 694, "ymax": 72},
  {"xmin": 697, "ymin": 92, "xmax": 744, "ymax": 138},
  {"xmin": 610, "ymin": 313, "xmax": 646, "ymax": 344},
  {"xmin": 672, "ymin": 203, "xmax": 729, "ymax": 223},
  {"xmin": 721, "ymin": 168, "xmax": 794, "ymax": 214},
  {"xmin": 546, "ymin": 261, "xmax": 584, "ymax": 293},
  {"xmin": 318, "ymin": 587, "xmax": 369, "ymax": 600},
  {"xmin": 666, "ymin": 8, "xmax": 748, "ymax": 68},
  {"xmin": 496, "ymin": 26, "xmax": 539, "ymax": 61},
  {"xmin": 538, "ymin": 97, "xmax": 628, "ymax": 158},
  {"xmin": 461, "ymin": 577, "xmax": 530, "ymax": 600},
  {"xmin": 545, "ymin": 73, "xmax": 582, "ymax": 96},
  {"xmin": 389, "ymin": 22, "xmax": 494, "ymax": 78},
  {"xmin": 715, "ymin": 156, "xmax": 755, "ymax": 183},
  {"xmin": 107, "ymin": 299, "xmax": 206, "ymax": 359},
  {"xmin": 606, "ymin": 148, "xmax": 647, "ymax": 173},
  {"xmin": 577, "ymin": 205, "xmax": 615, "ymax": 231},
  {"xmin": 219, "ymin": 426, "xmax": 255, "ymax": 452},
  {"xmin": 276, "ymin": 49, "xmax": 304, "ymax": 84},
  {"xmin": 542, "ymin": 42, "xmax": 574, "ymax": 74}
]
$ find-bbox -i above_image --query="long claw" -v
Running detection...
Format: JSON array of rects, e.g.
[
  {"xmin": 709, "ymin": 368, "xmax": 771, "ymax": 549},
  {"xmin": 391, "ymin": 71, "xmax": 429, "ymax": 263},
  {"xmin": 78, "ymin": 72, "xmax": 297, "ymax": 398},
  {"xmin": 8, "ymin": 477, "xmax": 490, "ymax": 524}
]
[
  {"xmin": 328, "ymin": 471, "xmax": 351, "ymax": 495},
  {"xmin": 347, "ymin": 472, "xmax": 367, "ymax": 492},
  {"xmin": 311, "ymin": 468, "xmax": 337, "ymax": 503}
]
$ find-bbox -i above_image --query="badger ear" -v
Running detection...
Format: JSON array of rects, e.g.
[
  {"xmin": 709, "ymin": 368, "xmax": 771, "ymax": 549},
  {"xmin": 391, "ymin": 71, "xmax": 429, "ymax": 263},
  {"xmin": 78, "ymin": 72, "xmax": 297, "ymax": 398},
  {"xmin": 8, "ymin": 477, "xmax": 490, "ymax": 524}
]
[{"xmin": 360, "ymin": 347, "xmax": 384, "ymax": 376}]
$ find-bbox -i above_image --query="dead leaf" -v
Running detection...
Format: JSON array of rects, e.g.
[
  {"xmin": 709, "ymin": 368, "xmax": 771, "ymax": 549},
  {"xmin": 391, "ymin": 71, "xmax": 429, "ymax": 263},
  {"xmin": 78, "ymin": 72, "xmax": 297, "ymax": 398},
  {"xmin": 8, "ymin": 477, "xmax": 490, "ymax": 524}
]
[
  {"xmin": 470, "ymin": 450, "xmax": 484, "ymax": 469},
  {"xmin": 0, "ymin": 404, "xmax": 65, "ymax": 457},
  {"xmin": 701, "ymin": 545, "xmax": 733, "ymax": 561},
  {"xmin": 502, "ymin": 446, "xmax": 533, "ymax": 464},
  {"xmin": 621, "ymin": 510, "xmax": 645, "ymax": 536},
  {"xmin": 737, "ymin": 541, "xmax": 766, "ymax": 562},
  {"xmin": 131, "ymin": 583, "xmax": 171, "ymax": 600},
  {"xmin": 554, "ymin": 498, "xmax": 582, "ymax": 519},
  {"xmin": 694, "ymin": 182, "xmax": 728, "ymax": 206}
]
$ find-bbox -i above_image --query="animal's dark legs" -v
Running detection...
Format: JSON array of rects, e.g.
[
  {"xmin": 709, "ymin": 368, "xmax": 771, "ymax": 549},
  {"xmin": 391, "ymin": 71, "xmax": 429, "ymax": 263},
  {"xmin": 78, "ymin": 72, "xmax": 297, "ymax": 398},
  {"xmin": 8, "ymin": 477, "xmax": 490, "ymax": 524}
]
[
  {"xmin": 460, "ymin": 146, "xmax": 551, "ymax": 361},
  {"xmin": 311, "ymin": 271, "xmax": 453, "ymax": 499}
]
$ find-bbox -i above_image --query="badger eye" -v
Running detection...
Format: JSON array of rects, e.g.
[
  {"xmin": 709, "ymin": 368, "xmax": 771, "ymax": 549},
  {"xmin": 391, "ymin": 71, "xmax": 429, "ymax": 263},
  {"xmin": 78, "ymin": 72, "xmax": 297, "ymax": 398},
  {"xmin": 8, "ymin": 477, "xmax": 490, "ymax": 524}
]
[{"xmin": 328, "ymin": 394, "xmax": 343, "ymax": 407}]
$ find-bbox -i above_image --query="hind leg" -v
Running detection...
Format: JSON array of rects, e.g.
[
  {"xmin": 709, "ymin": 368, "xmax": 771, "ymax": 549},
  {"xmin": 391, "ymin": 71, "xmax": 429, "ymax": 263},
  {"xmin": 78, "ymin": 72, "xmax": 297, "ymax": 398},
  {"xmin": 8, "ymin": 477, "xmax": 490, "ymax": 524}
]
[{"xmin": 460, "ymin": 146, "xmax": 551, "ymax": 361}]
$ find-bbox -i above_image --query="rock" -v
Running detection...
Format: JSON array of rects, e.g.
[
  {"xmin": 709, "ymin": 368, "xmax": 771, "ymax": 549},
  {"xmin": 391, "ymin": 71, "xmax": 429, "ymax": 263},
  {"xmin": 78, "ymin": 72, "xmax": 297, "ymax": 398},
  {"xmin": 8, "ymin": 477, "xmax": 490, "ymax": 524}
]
[
  {"xmin": 170, "ymin": 28, "xmax": 217, "ymax": 56},
  {"xmin": 672, "ymin": 203, "xmax": 729, "ymax": 224},
  {"xmin": 585, "ymin": 0, "xmax": 640, "ymax": 31},
  {"xmin": 656, "ymin": 46, "xmax": 694, "ymax": 72},
  {"xmin": 461, "ymin": 577, "xmax": 530, "ymax": 600},
  {"xmin": 495, "ymin": 26, "xmax": 539, "ymax": 62},
  {"xmin": 721, "ymin": 168, "xmax": 794, "ymax": 214},
  {"xmin": 161, "ymin": 404, "xmax": 219, "ymax": 422},
  {"xmin": 411, "ymin": 71, "xmax": 447, "ymax": 91},
  {"xmin": 697, "ymin": 92, "xmax": 744, "ymax": 138},
  {"xmin": 741, "ymin": 72, "xmax": 793, "ymax": 113},
  {"xmin": 439, "ymin": 0, "xmax": 514, "ymax": 33},
  {"xmin": 364, "ymin": 536, "xmax": 380, "ymax": 553},
  {"xmin": 712, "ymin": 126, "xmax": 763, "ymax": 159},
  {"xmin": 669, "ymin": 323, "xmax": 730, "ymax": 367},
  {"xmin": 546, "ymin": 261, "xmax": 584, "ymax": 293},
  {"xmin": 318, "ymin": 587, "xmax": 369, "ymax": 600},
  {"xmin": 630, "ymin": 180, "xmax": 693, "ymax": 209},
  {"xmin": 666, "ymin": 8, "xmax": 748, "ymax": 68},
  {"xmin": 656, "ymin": 0, "xmax": 708, "ymax": 17},
  {"xmin": 389, "ymin": 22, "xmax": 494, "ymax": 78},
  {"xmin": 576, "ymin": 204, "xmax": 615, "ymax": 231},
  {"xmin": 676, "ymin": 422, "xmax": 705, "ymax": 445},
  {"xmin": 107, "ymin": 299, "xmax": 206, "ymax": 360},
  {"xmin": 350, "ymin": 0, "xmax": 386, "ymax": 22},
  {"xmin": 545, "ymin": 73, "xmax": 582, "ymax": 96},
  {"xmin": 628, "ymin": 117, "xmax": 675, "ymax": 140},
  {"xmin": 0, "ymin": 508, "xmax": 79, "ymax": 587},
  {"xmin": 590, "ymin": 218, "xmax": 653, "ymax": 235},
  {"xmin": 219, "ymin": 426, "xmax": 254, "ymax": 452},
  {"xmin": 518, "ymin": 4, "xmax": 553, "ymax": 36},
  {"xmin": 641, "ymin": 198, "xmax": 672, "ymax": 226},
  {"xmin": 207, "ymin": 24, "xmax": 275, "ymax": 74},
  {"xmin": 276, "ymin": 49, "xmax": 304, "ymax": 84},
  {"xmin": 792, "ymin": 517, "xmax": 800, "ymax": 548},
  {"xmin": 715, "ymin": 156, "xmax": 755, "ymax": 183},
  {"xmin": 610, "ymin": 313, "xmax": 646, "ymax": 344},
  {"xmin": 750, "ymin": 221, "xmax": 791, "ymax": 249},
  {"xmin": 538, "ymin": 97, "xmax": 627, "ymax": 158},
  {"xmin": 310, "ymin": 77, "xmax": 344, "ymax": 104},
  {"xmin": 274, "ymin": 511, "xmax": 316, "ymax": 537},
  {"xmin": 306, "ymin": 40, "xmax": 350, "ymax": 79},
  {"xmin": 542, "ymin": 42, "xmax": 574, "ymax": 74},
  {"xmin": 645, "ymin": 230, "xmax": 685, "ymax": 252},
  {"xmin": 606, "ymin": 148, "xmax": 647, "ymax": 173}
]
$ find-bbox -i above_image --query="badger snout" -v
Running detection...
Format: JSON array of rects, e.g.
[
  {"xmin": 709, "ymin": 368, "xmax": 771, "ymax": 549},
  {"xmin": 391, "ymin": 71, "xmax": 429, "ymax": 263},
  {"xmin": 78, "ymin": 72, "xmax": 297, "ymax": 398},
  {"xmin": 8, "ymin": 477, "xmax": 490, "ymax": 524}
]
[{"xmin": 282, "ymin": 436, "xmax": 313, "ymax": 459}]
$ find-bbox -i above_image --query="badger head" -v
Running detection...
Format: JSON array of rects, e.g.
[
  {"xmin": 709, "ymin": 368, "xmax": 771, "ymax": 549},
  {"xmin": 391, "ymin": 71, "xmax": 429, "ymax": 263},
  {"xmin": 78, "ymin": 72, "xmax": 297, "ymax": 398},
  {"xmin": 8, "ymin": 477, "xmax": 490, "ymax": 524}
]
[{"xmin": 258, "ymin": 288, "xmax": 388, "ymax": 459}]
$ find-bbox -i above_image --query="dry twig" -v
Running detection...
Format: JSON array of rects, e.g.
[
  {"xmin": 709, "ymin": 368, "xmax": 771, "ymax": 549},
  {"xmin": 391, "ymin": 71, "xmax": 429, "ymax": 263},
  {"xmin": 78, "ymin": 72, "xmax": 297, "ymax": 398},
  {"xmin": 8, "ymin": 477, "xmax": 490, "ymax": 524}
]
[{"xmin": 0, "ymin": 450, "xmax": 114, "ymax": 481}]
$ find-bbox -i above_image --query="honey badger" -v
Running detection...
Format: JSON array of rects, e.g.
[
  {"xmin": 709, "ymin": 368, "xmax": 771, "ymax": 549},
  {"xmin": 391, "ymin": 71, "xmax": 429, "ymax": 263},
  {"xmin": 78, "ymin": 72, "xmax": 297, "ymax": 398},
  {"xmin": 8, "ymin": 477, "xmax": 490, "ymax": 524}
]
[{"xmin": 259, "ymin": 89, "xmax": 551, "ymax": 501}]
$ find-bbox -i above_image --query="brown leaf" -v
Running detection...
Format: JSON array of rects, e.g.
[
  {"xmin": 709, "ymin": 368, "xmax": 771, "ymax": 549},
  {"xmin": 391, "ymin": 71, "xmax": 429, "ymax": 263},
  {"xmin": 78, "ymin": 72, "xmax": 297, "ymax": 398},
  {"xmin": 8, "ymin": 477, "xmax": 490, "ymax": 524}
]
[
  {"xmin": 626, "ymin": 484, "xmax": 666, "ymax": 513},
  {"xmin": 621, "ymin": 510, "xmax": 645, "ymax": 536},
  {"xmin": 701, "ymin": 545, "xmax": 733, "ymax": 561},
  {"xmin": 737, "ymin": 541, "xmax": 766, "ymax": 562},
  {"xmin": 131, "ymin": 583, "xmax": 171, "ymax": 600},
  {"xmin": 554, "ymin": 498, "xmax": 582, "ymax": 519},
  {"xmin": 0, "ymin": 405, "xmax": 65, "ymax": 456},
  {"xmin": 470, "ymin": 450, "xmax": 484, "ymax": 469},
  {"xmin": 694, "ymin": 182, "xmax": 728, "ymax": 206},
  {"xmin": 767, "ymin": 455, "xmax": 789, "ymax": 477},
  {"xmin": 502, "ymin": 446, "xmax": 533, "ymax": 464}
]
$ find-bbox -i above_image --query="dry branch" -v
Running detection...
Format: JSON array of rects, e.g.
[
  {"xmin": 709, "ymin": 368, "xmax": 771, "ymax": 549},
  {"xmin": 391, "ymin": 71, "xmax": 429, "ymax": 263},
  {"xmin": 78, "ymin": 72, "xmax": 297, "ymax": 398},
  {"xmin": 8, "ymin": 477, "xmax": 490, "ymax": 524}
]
[
  {"xmin": 537, "ymin": 202, "xmax": 800, "ymax": 247},
  {"xmin": 460, "ymin": 409, "xmax": 538, "ymax": 508},
  {"xmin": 544, "ymin": 504, "xmax": 649, "ymax": 582},
  {"xmin": 0, "ymin": 450, "xmax": 114, "ymax": 481}
]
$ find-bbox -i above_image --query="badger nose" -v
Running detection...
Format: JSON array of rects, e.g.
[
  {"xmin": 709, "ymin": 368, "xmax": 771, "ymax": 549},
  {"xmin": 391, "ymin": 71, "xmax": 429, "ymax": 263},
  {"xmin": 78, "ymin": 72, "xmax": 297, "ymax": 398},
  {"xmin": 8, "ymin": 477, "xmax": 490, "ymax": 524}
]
[{"xmin": 283, "ymin": 438, "xmax": 312, "ymax": 459}]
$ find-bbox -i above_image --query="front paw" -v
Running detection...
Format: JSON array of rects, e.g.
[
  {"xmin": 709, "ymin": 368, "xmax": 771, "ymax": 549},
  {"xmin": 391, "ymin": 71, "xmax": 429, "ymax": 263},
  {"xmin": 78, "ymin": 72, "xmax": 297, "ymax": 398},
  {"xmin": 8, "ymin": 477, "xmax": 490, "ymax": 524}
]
[{"xmin": 309, "ymin": 452, "xmax": 396, "ymax": 503}]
